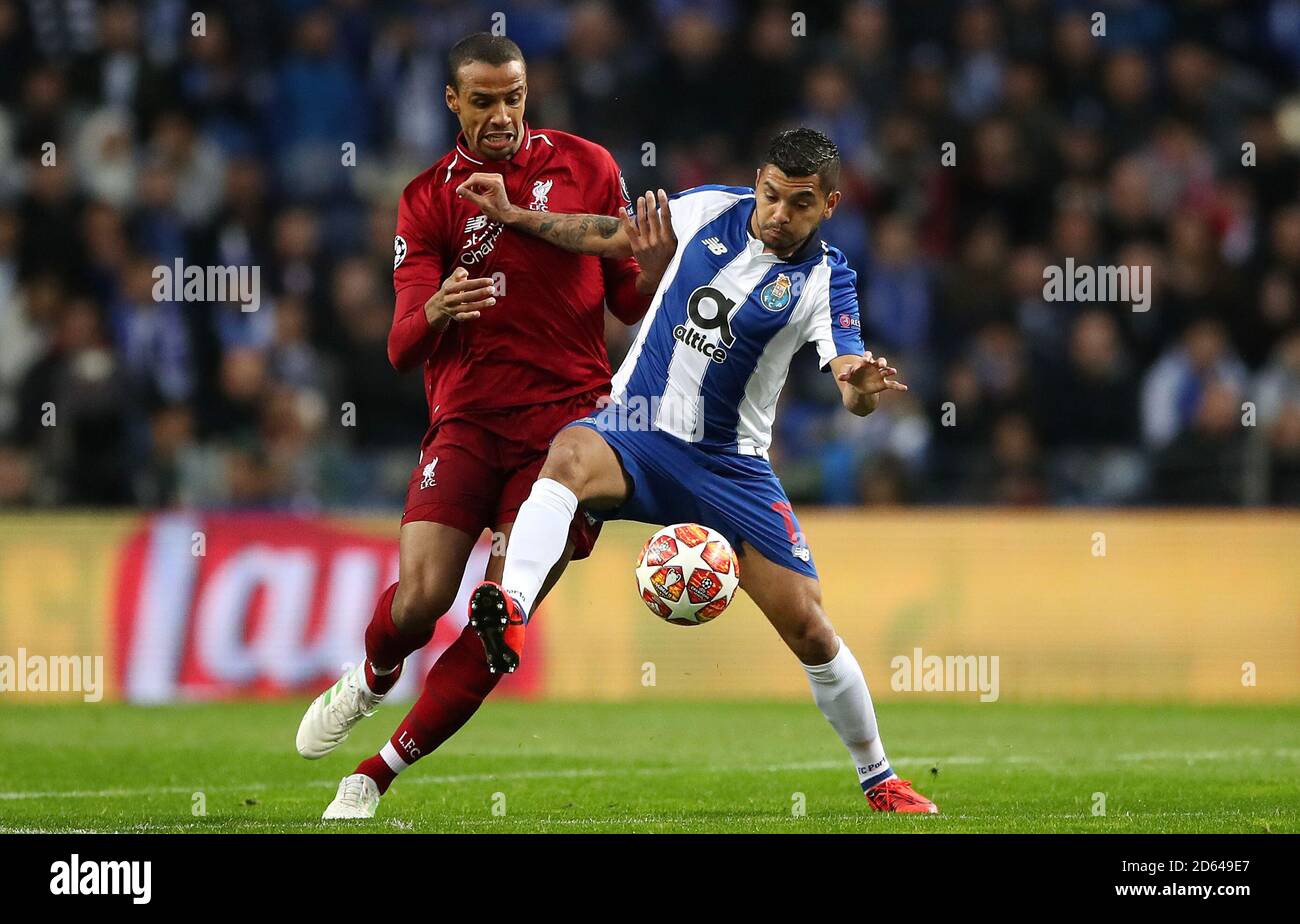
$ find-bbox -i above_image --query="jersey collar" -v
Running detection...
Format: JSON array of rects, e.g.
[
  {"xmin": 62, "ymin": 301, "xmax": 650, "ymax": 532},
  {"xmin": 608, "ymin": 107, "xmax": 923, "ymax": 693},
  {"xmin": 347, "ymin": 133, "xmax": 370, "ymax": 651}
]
[
  {"xmin": 782, "ymin": 227, "xmax": 825, "ymax": 263},
  {"xmin": 453, "ymin": 121, "xmax": 535, "ymax": 172}
]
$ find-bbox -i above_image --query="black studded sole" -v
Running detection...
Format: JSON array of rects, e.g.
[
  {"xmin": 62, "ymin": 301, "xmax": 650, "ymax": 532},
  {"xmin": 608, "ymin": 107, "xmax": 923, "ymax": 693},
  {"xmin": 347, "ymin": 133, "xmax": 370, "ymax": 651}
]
[{"xmin": 468, "ymin": 583, "xmax": 519, "ymax": 674}]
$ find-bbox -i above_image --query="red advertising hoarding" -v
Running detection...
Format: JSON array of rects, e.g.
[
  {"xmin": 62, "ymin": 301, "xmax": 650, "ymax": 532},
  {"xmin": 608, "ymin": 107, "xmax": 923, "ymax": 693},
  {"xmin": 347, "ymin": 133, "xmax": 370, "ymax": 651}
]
[{"xmin": 111, "ymin": 514, "xmax": 542, "ymax": 703}]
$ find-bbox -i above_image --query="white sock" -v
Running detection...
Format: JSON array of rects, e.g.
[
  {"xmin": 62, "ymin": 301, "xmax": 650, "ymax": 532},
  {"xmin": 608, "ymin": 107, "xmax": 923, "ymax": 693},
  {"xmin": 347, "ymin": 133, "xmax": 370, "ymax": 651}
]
[
  {"xmin": 802, "ymin": 637, "xmax": 895, "ymax": 791},
  {"xmin": 502, "ymin": 478, "xmax": 577, "ymax": 617}
]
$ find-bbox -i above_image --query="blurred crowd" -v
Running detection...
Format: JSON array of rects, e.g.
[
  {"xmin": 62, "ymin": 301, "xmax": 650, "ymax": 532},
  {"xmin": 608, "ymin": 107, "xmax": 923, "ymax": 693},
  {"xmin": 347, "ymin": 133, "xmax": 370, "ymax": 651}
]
[{"xmin": 2, "ymin": 0, "xmax": 1300, "ymax": 510}]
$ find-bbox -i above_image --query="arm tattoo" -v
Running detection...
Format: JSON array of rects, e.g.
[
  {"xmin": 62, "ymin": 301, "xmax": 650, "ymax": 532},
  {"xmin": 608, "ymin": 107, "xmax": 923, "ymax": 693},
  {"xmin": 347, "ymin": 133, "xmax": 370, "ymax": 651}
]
[{"xmin": 533, "ymin": 214, "xmax": 623, "ymax": 252}]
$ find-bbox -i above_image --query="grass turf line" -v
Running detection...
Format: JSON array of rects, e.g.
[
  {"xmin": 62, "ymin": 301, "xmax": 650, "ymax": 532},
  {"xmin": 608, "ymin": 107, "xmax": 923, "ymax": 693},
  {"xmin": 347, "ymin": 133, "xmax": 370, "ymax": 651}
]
[{"xmin": 0, "ymin": 701, "xmax": 1297, "ymax": 833}]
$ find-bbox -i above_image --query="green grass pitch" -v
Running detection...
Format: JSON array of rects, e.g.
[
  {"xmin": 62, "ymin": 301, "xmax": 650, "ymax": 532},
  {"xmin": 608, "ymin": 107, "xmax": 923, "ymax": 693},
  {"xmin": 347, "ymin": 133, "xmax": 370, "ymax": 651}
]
[{"xmin": 1, "ymin": 701, "xmax": 1297, "ymax": 833}]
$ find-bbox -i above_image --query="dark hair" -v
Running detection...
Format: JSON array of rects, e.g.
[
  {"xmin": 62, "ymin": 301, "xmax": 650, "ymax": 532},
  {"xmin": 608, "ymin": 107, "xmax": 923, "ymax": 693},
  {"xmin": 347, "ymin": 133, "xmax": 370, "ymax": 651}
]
[
  {"xmin": 447, "ymin": 33, "xmax": 525, "ymax": 88},
  {"xmin": 764, "ymin": 128, "xmax": 841, "ymax": 193}
]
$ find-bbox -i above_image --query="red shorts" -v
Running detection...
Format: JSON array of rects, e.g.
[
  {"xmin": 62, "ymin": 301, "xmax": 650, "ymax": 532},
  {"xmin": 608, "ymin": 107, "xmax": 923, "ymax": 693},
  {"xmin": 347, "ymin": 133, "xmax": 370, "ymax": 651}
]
[{"xmin": 402, "ymin": 389, "xmax": 605, "ymax": 559}]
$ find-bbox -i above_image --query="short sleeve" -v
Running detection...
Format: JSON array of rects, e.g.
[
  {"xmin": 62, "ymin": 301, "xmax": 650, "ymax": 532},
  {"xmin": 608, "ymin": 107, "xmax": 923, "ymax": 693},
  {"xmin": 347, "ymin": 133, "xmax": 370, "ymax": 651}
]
[
  {"xmin": 599, "ymin": 148, "xmax": 633, "ymax": 218},
  {"xmin": 666, "ymin": 185, "xmax": 752, "ymax": 242},
  {"xmin": 807, "ymin": 249, "xmax": 866, "ymax": 368},
  {"xmin": 595, "ymin": 146, "xmax": 651, "ymax": 324}
]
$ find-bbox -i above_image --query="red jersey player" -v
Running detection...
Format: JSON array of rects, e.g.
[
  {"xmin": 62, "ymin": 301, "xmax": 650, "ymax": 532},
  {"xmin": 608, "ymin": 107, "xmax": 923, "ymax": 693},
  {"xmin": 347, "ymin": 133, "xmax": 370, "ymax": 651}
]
[{"xmin": 295, "ymin": 33, "xmax": 677, "ymax": 820}]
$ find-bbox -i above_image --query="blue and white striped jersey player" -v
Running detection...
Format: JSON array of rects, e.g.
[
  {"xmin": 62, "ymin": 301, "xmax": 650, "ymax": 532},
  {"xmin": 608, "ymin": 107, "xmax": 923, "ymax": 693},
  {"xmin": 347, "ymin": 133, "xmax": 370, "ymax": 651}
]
[{"xmin": 455, "ymin": 128, "xmax": 938, "ymax": 813}]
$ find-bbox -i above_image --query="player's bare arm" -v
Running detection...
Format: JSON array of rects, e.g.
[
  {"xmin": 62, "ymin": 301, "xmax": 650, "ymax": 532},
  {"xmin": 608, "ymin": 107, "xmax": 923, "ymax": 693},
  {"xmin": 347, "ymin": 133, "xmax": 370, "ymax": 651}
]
[
  {"xmin": 831, "ymin": 351, "xmax": 907, "ymax": 417},
  {"xmin": 457, "ymin": 172, "xmax": 676, "ymax": 293},
  {"xmin": 455, "ymin": 171, "xmax": 624, "ymax": 256},
  {"xmin": 423, "ymin": 266, "xmax": 498, "ymax": 330},
  {"xmin": 536, "ymin": 212, "xmax": 625, "ymax": 255},
  {"xmin": 457, "ymin": 171, "xmax": 624, "ymax": 255}
]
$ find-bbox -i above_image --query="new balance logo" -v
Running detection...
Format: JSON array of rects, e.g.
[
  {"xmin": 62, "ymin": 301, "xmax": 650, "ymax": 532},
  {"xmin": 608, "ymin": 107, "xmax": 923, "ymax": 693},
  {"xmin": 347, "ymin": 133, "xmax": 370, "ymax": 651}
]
[
  {"xmin": 419, "ymin": 457, "xmax": 438, "ymax": 490},
  {"xmin": 465, "ymin": 215, "xmax": 490, "ymax": 233},
  {"xmin": 701, "ymin": 236, "xmax": 728, "ymax": 255}
]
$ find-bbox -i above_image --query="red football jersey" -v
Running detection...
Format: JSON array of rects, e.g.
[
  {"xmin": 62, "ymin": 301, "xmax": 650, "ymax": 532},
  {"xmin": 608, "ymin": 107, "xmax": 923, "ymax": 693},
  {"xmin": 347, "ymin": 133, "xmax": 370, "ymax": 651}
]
[{"xmin": 389, "ymin": 124, "xmax": 648, "ymax": 434}]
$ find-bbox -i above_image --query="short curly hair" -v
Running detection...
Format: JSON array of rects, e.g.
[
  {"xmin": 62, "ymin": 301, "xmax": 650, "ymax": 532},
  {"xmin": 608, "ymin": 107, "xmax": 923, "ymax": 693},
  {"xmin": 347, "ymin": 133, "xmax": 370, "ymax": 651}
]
[{"xmin": 764, "ymin": 128, "xmax": 841, "ymax": 193}]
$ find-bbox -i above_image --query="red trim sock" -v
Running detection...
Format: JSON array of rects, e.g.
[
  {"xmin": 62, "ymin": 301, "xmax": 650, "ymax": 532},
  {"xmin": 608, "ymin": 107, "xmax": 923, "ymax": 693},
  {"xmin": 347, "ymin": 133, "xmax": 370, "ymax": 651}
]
[
  {"xmin": 363, "ymin": 660, "xmax": 403, "ymax": 697},
  {"xmin": 354, "ymin": 623, "xmax": 501, "ymax": 793},
  {"xmin": 354, "ymin": 753, "xmax": 398, "ymax": 794},
  {"xmin": 362, "ymin": 582, "xmax": 430, "ymax": 695}
]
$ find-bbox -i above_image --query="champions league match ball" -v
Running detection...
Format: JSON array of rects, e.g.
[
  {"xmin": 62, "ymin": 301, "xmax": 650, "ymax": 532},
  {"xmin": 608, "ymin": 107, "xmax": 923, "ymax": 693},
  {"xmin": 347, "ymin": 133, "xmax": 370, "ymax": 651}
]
[{"xmin": 635, "ymin": 524, "xmax": 741, "ymax": 626}]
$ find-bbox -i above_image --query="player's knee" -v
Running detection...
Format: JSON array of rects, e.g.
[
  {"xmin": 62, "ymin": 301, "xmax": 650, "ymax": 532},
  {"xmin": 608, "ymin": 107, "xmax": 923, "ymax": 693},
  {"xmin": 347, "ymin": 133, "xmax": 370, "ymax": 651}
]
[
  {"xmin": 539, "ymin": 432, "xmax": 589, "ymax": 494},
  {"xmin": 786, "ymin": 597, "xmax": 837, "ymax": 665},
  {"xmin": 392, "ymin": 575, "xmax": 456, "ymax": 634}
]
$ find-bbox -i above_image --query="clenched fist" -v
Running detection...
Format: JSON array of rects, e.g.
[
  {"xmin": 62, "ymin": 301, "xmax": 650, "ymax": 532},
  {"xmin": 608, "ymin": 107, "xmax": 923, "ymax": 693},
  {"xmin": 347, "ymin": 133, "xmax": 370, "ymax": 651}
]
[{"xmin": 455, "ymin": 173, "xmax": 516, "ymax": 226}]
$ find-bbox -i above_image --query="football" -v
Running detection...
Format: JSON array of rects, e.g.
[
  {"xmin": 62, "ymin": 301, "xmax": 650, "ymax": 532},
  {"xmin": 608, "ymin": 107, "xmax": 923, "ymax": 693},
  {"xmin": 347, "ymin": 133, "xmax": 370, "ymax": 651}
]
[{"xmin": 634, "ymin": 523, "xmax": 741, "ymax": 626}]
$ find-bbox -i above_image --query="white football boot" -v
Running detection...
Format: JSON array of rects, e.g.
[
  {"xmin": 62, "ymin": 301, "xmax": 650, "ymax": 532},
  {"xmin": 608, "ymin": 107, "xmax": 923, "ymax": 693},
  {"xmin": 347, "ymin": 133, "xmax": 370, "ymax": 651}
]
[
  {"xmin": 296, "ymin": 665, "xmax": 387, "ymax": 759},
  {"xmin": 322, "ymin": 773, "xmax": 381, "ymax": 820}
]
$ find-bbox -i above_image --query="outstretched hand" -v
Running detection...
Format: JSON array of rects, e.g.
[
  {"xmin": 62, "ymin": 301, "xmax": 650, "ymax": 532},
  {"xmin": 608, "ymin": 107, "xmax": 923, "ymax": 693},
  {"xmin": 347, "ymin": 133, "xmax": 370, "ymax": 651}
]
[
  {"xmin": 624, "ymin": 189, "xmax": 677, "ymax": 295},
  {"xmin": 837, "ymin": 351, "xmax": 908, "ymax": 395}
]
